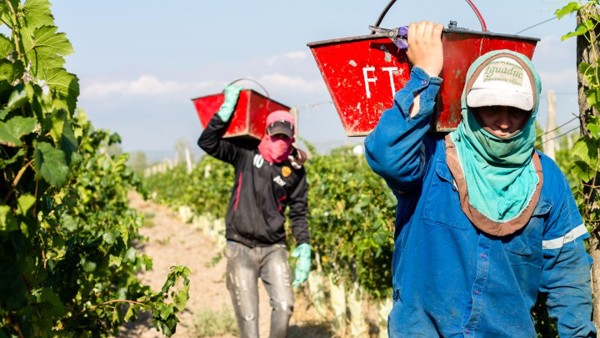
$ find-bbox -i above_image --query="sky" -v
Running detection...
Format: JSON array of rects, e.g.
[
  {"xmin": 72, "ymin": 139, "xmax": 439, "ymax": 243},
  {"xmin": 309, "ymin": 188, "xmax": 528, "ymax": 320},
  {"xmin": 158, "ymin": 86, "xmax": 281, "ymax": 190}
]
[{"xmin": 49, "ymin": 1, "xmax": 582, "ymax": 163}]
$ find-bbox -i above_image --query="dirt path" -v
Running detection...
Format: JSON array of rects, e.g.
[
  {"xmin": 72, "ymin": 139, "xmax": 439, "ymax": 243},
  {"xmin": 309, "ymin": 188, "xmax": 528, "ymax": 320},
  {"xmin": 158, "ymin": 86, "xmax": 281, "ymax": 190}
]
[{"xmin": 119, "ymin": 192, "xmax": 332, "ymax": 338}]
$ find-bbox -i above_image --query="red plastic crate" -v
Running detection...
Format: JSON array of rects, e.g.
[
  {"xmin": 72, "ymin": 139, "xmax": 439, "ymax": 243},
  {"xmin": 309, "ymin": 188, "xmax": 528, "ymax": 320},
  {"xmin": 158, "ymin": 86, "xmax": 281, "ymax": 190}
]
[
  {"xmin": 307, "ymin": 29, "xmax": 539, "ymax": 135},
  {"xmin": 192, "ymin": 89, "xmax": 292, "ymax": 140}
]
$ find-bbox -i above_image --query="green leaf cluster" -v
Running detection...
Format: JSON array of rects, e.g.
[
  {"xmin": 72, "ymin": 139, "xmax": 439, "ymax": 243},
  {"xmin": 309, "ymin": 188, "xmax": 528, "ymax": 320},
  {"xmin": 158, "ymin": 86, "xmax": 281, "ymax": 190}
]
[
  {"xmin": 555, "ymin": 0, "xmax": 600, "ymax": 231},
  {"xmin": 0, "ymin": 1, "xmax": 189, "ymax": 336},
  {"xmin": 304, "ymin": 146, "xmax": 395, "ymax": 300},
  {"xmin": 145, "ymin": 155, "xmax": 234, "ymax": 219}
]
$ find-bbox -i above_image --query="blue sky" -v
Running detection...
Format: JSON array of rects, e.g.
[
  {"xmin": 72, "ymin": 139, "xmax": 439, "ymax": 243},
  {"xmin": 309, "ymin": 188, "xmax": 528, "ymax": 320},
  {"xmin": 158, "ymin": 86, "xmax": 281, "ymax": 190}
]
[{"xmin": 50, "ymin": 1, "xmax": 580, "ymax": 161}]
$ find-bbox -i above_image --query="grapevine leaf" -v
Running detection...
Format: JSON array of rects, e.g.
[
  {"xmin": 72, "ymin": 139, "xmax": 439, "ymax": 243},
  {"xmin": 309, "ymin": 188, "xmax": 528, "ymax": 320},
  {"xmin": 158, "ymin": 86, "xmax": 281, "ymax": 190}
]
[
  {"xmin": 31, "ymin": 25, "xmax": 73, "ymax": 57},
  {"xmin": 573, "ymin": 160, "xmax": 595, "ymax": 182},
  {"xmin": 125, "ymin": 247, "xmax": 137, "ymax": 262},
  {"xmin": 49, "ymin": 111, "xmax": 78, "ymax": 163},
  {"xmin": 82, "ymin": 260, "xmax": 97, "ymax": 272},
  {"xmin": 0, "ymin": 116, "xmax": 37, "ymax": 146},
  {"xmin": 0, "ymin": 86, "xmax": 29, "ymax": 118},
  {"xmin": 38, "ymin": 288, "xmax": 66, "ymax": 317},
  {"xmin": 45, "ymin": 68, "xmax": 79, "ymax": 114},
  {"xmin": 562, "ymin": 21, "xmax": 592, "ymax": 40},
  {"xmin": 25, "ymin": 25, "xmax": 73, "ymax": 78},
  {"xmin": 0, "ymin": 1, "xmax": 19, "ymax": 30},
  {"xmin": 0, "ymin": 33, "xmax": 14, "ymax": 58},
  {"xmin": 587, "ymin": 123, "xmax": 600, "ymax": 139},
  {"xmin": 17, "ymin": 194, "xmax": 35, "ymax": 216},
  {"xmin": 0, "ymin": 3, "xmax": 8, "ymax": 20},
  {"xmin": 23, "ymin": 0, "xmax": 54, "ymax": 30},
  {"xmin": 578, "ymin": 62, "xmax": 591, "ymax": 76},
  {"xmin": 0, "ymin": 147, "xmax": 25, "ymax": 168},
  {"xmin": 555, "ymin": 2, "xmax": 580, "ymax": 19},
  {"xmin": 21, "ymin": 26, "xmax": 73, "ymax": 80},
  {"xmin": 34, "ymin": 141, "xmax": 68, "ymax": 186},
  {"xmin": 103, "ymin": 230, "xmax": 116, "ymax": 245},
  {"xmin": 49, "ymin": 109, "xmax": 65, "ymax": 143},
  {"xmin": 60, "ymin": 213, "xmax": 77, "ymax": 232},
  {"xmin": 60, "ymin": 118, "xmax": 78, "ymax": 164},
  {"xmin": 124, "ymin": 306, "xmax": 135, "ymax": 322},
  {"xmin": 109, "ymin": 132, "xmax": 122, "ymax": 145},
  {"xmin": 0, "ymin": 61, "xmax": 23, "ymax": 109},
  {"xmin": 173, "ymin": 289, "xmax": 189, "ymax": 312},
  {"xmin": 118, "ymin": 223, "xmax": 129, "ymax": 243},
  {"xmin": 587, "ymin": 89, "xmax": 600, "ymax": 111},
  {"xmin": 109, "ymin": 254, "xmax": 123, "ymax": 268},
  {"xmin": 572, "ymin": 139, "xmax": 591, "ymax": 163},
  {"xmin": 0, "ymin": 205, "xmax": 18, "ymax": 232}
]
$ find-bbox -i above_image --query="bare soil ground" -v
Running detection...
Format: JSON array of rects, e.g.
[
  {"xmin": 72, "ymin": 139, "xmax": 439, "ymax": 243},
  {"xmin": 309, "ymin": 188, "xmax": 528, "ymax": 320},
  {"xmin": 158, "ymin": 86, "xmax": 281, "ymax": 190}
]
[{"xmin": 118, "ymin": 192, "xmax": 333, "ymax": 338}]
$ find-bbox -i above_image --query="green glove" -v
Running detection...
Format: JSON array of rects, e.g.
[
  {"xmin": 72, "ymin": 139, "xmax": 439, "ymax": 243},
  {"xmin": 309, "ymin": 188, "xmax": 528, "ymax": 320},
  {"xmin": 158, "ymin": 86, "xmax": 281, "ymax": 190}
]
[
  {"xmin": 291, "ymin": 243, "xmax": 311, "ymax": 287},
  {"xmin": 216, "ymin": 84, "xmax": 242, "ymax": 121}
]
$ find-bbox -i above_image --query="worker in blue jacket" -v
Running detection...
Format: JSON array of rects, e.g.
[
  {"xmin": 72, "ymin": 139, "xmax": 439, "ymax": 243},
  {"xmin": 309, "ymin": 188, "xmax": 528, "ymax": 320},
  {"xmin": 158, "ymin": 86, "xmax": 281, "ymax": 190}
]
[{"xmin": 365, "ymin": 21, "xmax": 596, "ymax": 337}]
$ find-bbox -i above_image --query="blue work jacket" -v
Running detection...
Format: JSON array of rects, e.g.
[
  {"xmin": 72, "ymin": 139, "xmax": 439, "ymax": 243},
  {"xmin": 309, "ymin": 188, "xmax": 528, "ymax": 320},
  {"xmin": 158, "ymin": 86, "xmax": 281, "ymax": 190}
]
[{"xmin": 365, "ymin": 67, "xmax": 596, "ymax": 337}]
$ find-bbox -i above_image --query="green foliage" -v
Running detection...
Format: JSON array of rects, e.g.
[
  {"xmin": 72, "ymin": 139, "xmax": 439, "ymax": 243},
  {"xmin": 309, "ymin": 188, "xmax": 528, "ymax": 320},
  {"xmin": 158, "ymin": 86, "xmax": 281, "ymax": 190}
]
[
  {"xmin": 0, "ymin": 1, "xmax": 188, "ymax": 336},
  {"xmin": 145, "ymin": 155, "xmax": 234, "ymax": 219},
  {"xmin": 554, "ymin": 132, "xmax": 580, "ymax": 187},
  {"xmin": 556, "ymin": 0, "xmax": 600, "ymax": 232},
  {"xmin": 304, "ymin": 146, "xmax": 396, "ymax": 300}
]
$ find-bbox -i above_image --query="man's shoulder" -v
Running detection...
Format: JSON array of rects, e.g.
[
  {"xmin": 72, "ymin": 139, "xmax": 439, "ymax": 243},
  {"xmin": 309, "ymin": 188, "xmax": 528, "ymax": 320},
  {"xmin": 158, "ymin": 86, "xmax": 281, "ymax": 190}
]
[
  {"xmin": 535, "ymin": 150, "xmax": 572, "ymax": 196},
  {"xmin": 535, "ymin": 150, "xmax": 565, "ymax": 176}
]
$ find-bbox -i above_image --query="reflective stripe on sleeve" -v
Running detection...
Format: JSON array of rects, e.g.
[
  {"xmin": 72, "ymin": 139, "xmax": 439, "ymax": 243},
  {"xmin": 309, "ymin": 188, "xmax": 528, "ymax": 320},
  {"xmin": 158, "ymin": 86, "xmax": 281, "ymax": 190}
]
[{"xmin": 542, "ymin": 224, "xmax": 589, "ymax": 250}]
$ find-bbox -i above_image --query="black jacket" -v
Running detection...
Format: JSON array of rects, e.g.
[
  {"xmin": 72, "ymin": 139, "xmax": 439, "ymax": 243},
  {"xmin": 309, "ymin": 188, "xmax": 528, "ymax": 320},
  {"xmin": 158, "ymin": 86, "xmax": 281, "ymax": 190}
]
[{"xmin": 198, "ymin": 113, "xmax": 310, "ymax": 248}]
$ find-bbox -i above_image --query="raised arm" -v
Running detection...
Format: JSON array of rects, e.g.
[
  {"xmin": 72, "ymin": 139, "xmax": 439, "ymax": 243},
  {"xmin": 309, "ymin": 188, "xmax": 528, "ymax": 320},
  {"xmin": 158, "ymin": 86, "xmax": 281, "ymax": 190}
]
[
  {"xmin": 364, "ymin": 21, "xmax": 444, "ymax": 193},
  {"xmin": 197, "ymin": 85, "xmax": 243, "ymax": 164}
]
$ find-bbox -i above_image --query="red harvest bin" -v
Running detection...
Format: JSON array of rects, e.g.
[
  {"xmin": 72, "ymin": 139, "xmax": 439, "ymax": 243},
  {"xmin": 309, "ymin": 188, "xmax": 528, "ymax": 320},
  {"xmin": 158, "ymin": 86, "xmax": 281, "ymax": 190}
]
[
  {"xmin": 307, "ymin": 29, "xmax": 539, "ymax": 136},
  {"xmin": 192, "ymin": 89, "xmax": 292, "ymax": 140}
]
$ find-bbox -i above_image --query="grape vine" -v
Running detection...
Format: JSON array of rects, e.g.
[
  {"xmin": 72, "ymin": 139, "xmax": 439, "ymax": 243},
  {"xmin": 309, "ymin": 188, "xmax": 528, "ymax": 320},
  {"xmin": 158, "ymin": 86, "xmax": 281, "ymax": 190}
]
[{"xmin": 0, "ymin": 1, "xmax": 189, "ymax": 336}]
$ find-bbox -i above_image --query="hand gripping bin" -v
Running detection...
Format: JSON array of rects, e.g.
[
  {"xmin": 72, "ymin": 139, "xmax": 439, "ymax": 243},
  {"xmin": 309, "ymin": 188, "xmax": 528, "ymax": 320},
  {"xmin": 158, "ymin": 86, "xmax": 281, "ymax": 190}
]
[
  {"xmin": 307, "ymin": 2, "xmax": 539, "ymax": 135},
  {"xmin": 192, "ymin": 86, "xmax": 292, "ymax": 147}
]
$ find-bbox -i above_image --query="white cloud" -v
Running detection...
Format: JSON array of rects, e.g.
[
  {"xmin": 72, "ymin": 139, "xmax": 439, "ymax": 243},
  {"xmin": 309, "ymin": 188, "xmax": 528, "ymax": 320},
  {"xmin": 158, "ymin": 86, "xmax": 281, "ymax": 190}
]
[
  {"xmin": 77, "ymin": 50, "xmax": 328, "ymax": 106},
  {"xmin": 530, "ymin": 33, "xmax": 577, "ymax": 93},
  {"xmin": 265, "ymin": 51, "xmax": 309, "ymax": 66},
  {"xmin": 534, "ymin": 34, "xmax": 575, "ymax": 61},
  {"xmin": 257, "ymin": 73, "xmax": 327, "ymax": 94},
  {"xmin": 539, "ymin": 68, "xmax": 577, "ymax": 90},
  {"xmin": 80, "ymin": 75, "xmax": 222, "ymax": 101}
]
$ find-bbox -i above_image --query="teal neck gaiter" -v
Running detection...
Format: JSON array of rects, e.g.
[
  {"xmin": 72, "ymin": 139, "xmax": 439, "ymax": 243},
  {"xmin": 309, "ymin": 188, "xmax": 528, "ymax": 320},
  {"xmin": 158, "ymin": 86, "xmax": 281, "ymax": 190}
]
[{"xmin": 449, "ymin": 50, "xmax": 542, "ymax": 222}]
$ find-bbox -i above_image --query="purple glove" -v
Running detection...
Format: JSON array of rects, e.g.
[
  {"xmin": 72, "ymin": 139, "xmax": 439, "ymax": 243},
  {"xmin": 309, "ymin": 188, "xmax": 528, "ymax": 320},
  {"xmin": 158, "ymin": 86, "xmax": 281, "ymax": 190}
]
[{"xmin": 394, "ymin": 26, "xmax": 409, "ymax": 49}]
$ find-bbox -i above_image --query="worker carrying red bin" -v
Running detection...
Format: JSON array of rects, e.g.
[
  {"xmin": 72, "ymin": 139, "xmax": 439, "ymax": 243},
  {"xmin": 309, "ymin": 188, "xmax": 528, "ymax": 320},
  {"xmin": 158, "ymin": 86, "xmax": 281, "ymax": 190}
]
[
  {"xmin": 361, "ymin": 19, "xmax": 596, "ymax": 337},
  {"xmin": 306, "ymin": 0, "xmax": 595, "ymax": 336},
  {"xmin": 194, "ymin": 82, "xmax": 311, "ymax": 338}
]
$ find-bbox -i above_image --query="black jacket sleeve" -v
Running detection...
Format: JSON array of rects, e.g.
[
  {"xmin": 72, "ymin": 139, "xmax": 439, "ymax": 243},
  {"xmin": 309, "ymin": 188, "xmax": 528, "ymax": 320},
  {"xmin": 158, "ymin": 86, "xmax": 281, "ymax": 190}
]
[
  {"xmin": 197, "ymin": 112, "xmax": 241, "ymax": 165},
  {"xmin": 288, "ymin": 167, "xmax": 310, "ymax": 245}
]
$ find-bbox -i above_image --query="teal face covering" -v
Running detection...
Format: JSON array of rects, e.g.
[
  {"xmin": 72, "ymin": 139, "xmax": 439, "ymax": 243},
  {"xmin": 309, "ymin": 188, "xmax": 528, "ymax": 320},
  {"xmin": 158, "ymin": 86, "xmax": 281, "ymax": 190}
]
[{"xmin": 449, "ymin": 50, "xmax": 542, "ymax": 222}]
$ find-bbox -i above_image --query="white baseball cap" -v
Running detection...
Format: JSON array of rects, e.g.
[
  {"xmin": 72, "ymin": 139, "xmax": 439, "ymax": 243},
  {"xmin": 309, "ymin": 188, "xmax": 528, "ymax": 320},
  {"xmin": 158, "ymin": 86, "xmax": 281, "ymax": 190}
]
[{"xmin": 466, "ymin": 55, "xmax": 535, "ymax": 111}]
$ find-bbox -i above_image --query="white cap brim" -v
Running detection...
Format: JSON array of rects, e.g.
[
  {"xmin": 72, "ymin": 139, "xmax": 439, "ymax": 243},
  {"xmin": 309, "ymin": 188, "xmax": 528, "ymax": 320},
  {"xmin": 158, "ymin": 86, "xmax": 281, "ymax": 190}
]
[{"xmin": 467, "ymin": 89, "xmax": 534, "ymax": 111}]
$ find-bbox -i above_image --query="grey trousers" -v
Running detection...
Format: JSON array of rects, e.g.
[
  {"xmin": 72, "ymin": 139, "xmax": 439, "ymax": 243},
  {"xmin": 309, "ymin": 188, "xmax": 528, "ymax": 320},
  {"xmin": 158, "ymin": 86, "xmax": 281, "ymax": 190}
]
[{"xmin": 225, "ymin": 240, "xmax": 294, "ymax": 338}]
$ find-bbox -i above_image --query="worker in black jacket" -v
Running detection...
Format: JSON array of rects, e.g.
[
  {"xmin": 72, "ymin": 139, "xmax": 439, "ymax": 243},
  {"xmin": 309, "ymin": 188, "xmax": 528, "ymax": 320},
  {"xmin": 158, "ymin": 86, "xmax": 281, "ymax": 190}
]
[{"xmin": 198, "ymin": 84, "xmax": 311, "ymax": 338}]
